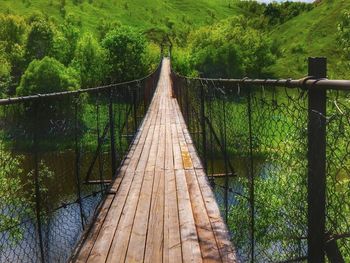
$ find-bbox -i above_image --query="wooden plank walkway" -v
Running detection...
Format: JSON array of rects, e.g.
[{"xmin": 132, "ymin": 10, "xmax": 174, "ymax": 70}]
[{"xmin": 71, "ymin": 58, "xmax": 236, "ymax": 263}]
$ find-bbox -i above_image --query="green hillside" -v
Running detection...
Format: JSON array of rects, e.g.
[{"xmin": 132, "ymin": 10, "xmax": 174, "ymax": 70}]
[
  {"xmin": 1, "ymin": 0, "xmax": 349, "ymax": 79},
  {"xmin": 0, "ymin": 0, "xmax": 238, "ymax": 33},
  {"xmin": 268, "ymin": 0, "xmax": 350, "ymax": 79}
]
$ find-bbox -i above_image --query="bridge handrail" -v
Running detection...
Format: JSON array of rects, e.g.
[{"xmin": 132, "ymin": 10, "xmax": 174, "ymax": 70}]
[
  {"xmin": 0, "ymin": 61, "xmax": 163, "ymax": 105},
  {"xmin": 171, "ymin": 72, "xmax": 350, "ymax": 90}
]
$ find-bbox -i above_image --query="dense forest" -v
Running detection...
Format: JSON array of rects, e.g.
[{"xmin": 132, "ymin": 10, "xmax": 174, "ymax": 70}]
[{"xmin": 1, "ymin": 0, "xmax": 350, "ymax": 98}]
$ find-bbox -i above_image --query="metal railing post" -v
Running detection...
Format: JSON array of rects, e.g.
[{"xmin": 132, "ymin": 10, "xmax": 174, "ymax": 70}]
[
  {"xmin": 96, "ymin": 99, "xmax": 104, "ymax": 192},
  {"xmin": 185, "ymin": 82, "xmax": 190, "ymax": 123},
  {"xmin": 307, "ymin": 57, "xmax": 327, "ymax": 263},
  {"xmin": 222, "ymin": 95, "xmax": 229, "ymax": 223},
  {"xmin": 200, "ymin": 84, "xmax": 207, "ymax": 172},
  {"xmin": 74, "ymin": 96, "xmax": 85, "ymax": 229},
  {"xmin": 109, "ymin": 88, "xmax": 117, "ymax": 178},
  {"xmin": 133, "ymin": 86, "xmax": 138, "ymax": 133},
  {"xmin": 33, "ymin": 101, "xmax": 45, "ymax": 263},
  {"xmin": 247, "ymin": 86, "xmax": 255, "ymax": 263}
]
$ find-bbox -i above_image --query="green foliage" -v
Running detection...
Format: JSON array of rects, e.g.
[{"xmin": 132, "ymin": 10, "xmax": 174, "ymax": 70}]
[
  {"xmin": 144, "ymin": 42, "xmax": 162, "ymax": 73},
  {"xmin": 175, "ymin": 17, "xmax": 276, "ymax": 78},
  {"xmin": 0, "ymin": 144, "xmax": 55, "ymax": 244},
  {"xmin": 0, "ymin": 14, "xmax": 27, "ymax": 53},
  {"xmin": 0, "ymin": 147, "xmax": 27, "ymax": 243},
  {"xmin": 264, "ymin": 1, "xmax": 313, "ymax": 26},
  {"xmin": 15, "ymin": 57, "xmax": 79, "ymax": 142},
  {"xmin": 72, "ymin": 33, "xmax": 107, "ymax": 88},
  {"xmin": 267, "ymin": 0, "xmax": 350, "ymax": 79},
  {"xmin": 0, "ymin": 53, "xmax": 11, "ymax": 97},
  {"xmin": 237, "ymin": 0, "xmax": 313, "ymax": 28},
  {"xmin": 96, "ymin": 19, "xmax": 121, "ymax": 41},
  {"xmin": 102, "ymin": 26, "xmax": 149, "ymax": 82},
  {"xmin": 25, "ymin": 19, "xmax": 55, "ymax": 62},
  {"xmin": 52, "ymin": 17, "xmax": 80, "ymax": 65},
  {"xmin": 17, "ymin": 56, "xmax": 78, "ymax": 96},
  {"xmin": 338, "ymin": 10, "xmax": 350, "ymax": 65},
  {"xmin": 171, "ymin": 49, "xmax": 198, "ymax": 77},
  {"xmin": 0, "ymin": 0, "xmax": 238, "ymax": 35},
  {"xmin": 0, "ymin": 14, "xmax": 27, "ymax": 91}
]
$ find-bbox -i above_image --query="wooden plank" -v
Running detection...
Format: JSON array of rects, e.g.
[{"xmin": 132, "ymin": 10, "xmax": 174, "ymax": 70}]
[
  {"xmin": 124, "ymin": 79, "xmax": 165, "ymax": 262},
  {"xmin": 163, "ymin": 59, "xmax": 182, "ymax": 263},
  {"xmin": 104, "ymin": 169, "xmax": 145, "ymax": 263},
  {"xmin": 174, "ymin": 97, "xmax": 222, "ymax": 261},
  {"xmin": 185, "ymin": 170, "xmax": 222, "ymax": 263},
  {"xmin": 175, "ymin": 169, "xmax": 203, "ymax": 263},
  {"xmin": 175, "ymin": 84, "xmax": 236, "ymax": 262},
  {"xmin": 173, "ymin": 100, "xmax": 193, "ymax": 170},
  {"xmin": 164, "ymin": 169, "xmax": 182, "ymax": 263},
  {"xmin": 84, "ymin": 180, "xmax": 112, "ymax": 185},
  {"xmin": 144, "ymin": 88, "xmax": 166, "ymax": 261},
  {"xmin": 124, "ymin": 170, "xmax": 154, "ymax": 262},
  {"xmin": 194, "ymin": 168, "xmax": 237, "ymax": 263},
  {"xmin": 72, "ymin": 195, "xmax": 114, "ymax": 263},
  {"xmin": 85, "ymin": 88, "xmax": 160, "ymax": 262},
  {"xmin": 73, "ymin": 94, "xmax": 158, "ymax": 262},
  {"xmin": 105, "ymin": 93, "xmax": 162, "ymax": 263},
  {"xmin": 172, "ymin": 123, "xmax": 183, "ymax": 170},
  {"xmin": 144, "ymin": 170, "xmax": 165, "ymax": 262}
]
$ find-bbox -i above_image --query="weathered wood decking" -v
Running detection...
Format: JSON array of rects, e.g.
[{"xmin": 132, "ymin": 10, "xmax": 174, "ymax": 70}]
[{"xmin": 72, "ymin": 58, "xmax": 236, "ymax": 263}]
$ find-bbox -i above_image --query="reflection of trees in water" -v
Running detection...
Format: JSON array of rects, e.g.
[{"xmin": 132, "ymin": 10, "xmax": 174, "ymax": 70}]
[
  {"xmin": 0, "ymin": 145, "xmax": 103, "ymax": 262},
  {"xmin": 0, "ymin": 145, "xmax": 28, "ymax": 244},
  {"xmin": 0, "ymin": 146, "xmax": 55, "ymax": 245}
]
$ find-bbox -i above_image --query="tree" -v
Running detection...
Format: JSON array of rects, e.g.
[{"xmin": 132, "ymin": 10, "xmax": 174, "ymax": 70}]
[
  {"xmin": 0, "ymin": 14, "xmax": 27, "ymax": 54},
  {"xmin": 17, "ymin": 56, "xmax": 78, "ymax": 96},
  {"xmin": 56, "ymin": 14, "xmax": 82, "ymax": 65},
  {"xmin": 338, "ymin": 10, "xmax": 350, "ymax": 64},
  {"xmin": 0, "ymin": 14, "xmax": 27, "ymax": 92},
  {"xmin": 16, "ymin": 57, "xmax": 79, "ymax": 138},
  {"xmin": 0, "ymin": 147, "xmax": 28, "ymax": 243},
  {"xmin": 71, "ymin": 33, "xmax": 107, "ymax": 88},
  {"xmin": 0, "ymin": 52, "xmax": 11, "ymax": 97},
  {"xmin": 187, "ymin": 17, "xmax": 275, "ymax": 78},
  {"xmin": 25, "ymin": 19, "xmax": 54, "ymax": 62},
  {"xmin": 97, "ymin": 19, "xmax": 121, "ymax": 40},
  {"xmin": 102, "ymin": 26, "xmax": 148, "ymax": 82},
  {"xmin": 52, "ymin": 20, "xmax": 80, "ymax": 66},
  {"xmin": 0, "ymin": 144, "xmax": 54, "ymax": 243}
]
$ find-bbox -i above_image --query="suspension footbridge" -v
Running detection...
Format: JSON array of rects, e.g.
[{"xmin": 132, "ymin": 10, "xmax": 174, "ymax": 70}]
[{"xmin": 69, "ymin": 58, "xmax": 235, "ymax": 263}]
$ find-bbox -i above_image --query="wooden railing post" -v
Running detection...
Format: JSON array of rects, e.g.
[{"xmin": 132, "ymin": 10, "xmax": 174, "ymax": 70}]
[{"xmin": 307, "ymin": 57, "xmax": 327, "ymax": 263}]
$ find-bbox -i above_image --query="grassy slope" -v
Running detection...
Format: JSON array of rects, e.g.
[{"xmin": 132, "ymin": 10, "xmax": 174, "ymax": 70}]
[
  {"xmin": 268, "ymin": 0, "xmax": 350, "ymax": 79},
  {"xmin": 1, "ymin": 0, "xmax": 349, "ymax": 79},
  {"xmin": 0, "ymin": 0, "xmax": 239, "ymax": 33}
]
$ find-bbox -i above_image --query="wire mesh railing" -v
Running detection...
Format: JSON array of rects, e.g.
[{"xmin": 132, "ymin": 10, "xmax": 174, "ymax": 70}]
[
  {"xmin": 0, "ymin": 62, "xmax": 161, "ymax": 263},
  {"xmin": 171, "ymin": 57, "xmax": 350, "ymax": 263}
]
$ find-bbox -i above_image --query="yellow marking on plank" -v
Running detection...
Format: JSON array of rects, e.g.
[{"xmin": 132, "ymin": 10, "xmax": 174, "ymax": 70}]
[{"xmin": 181, "ymin": 148, "xmax": 193, "ymax": 169}]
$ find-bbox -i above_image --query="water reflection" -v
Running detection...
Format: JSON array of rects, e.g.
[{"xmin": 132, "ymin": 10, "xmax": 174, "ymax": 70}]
[{"xmin": 0, "ymin": 149, "xmax": 110, "ymax": 263}]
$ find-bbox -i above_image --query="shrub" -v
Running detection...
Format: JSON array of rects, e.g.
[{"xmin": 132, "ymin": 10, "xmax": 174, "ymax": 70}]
[
  {"xmin": 17, "ymin": 56, "xmax": 78, "ymax": 96},
  {"xmin": 71, "ymin": 33, "xmax": 107, "ymax": 88},
  {"xmin": 102, "ymin": 26, "xmax": 149, "ymax": 82}
]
